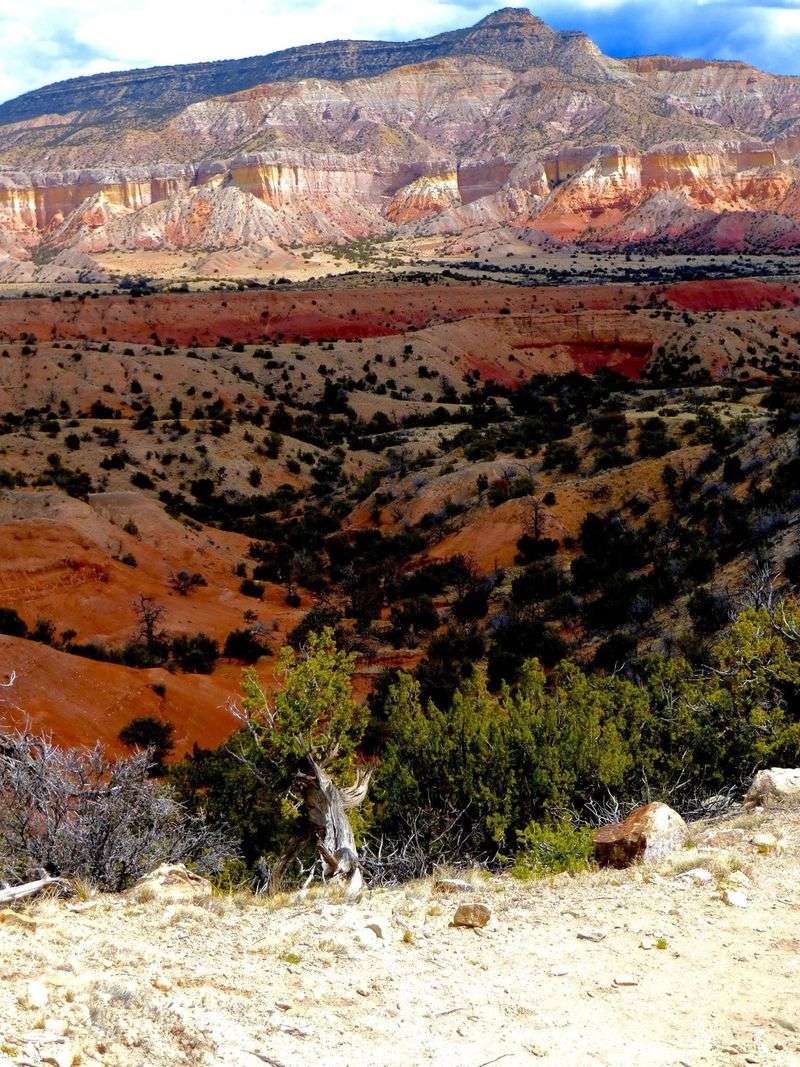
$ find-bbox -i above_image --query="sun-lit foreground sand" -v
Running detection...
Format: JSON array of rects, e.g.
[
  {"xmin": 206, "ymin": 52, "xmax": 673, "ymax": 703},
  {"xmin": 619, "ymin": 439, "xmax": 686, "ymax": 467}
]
[{"xmin": 0, "ymin": 806, "xmax": 798, "ymax": 1066}]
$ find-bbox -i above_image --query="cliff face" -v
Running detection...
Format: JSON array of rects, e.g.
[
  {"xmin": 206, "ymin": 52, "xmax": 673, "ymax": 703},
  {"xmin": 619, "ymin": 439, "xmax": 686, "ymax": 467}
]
[{"xmin": 0, "ymin": 7, "xmax": 799, "ymax": 262}]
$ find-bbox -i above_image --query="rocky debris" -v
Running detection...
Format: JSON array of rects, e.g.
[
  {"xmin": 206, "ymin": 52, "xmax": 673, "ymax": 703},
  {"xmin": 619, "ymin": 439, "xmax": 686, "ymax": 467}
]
[
  {"xmin": 0, "ymin": 910, "xmax": 38, "ymax": 931},
  {"xmin": 745, "ymin": 768, "xmax": 800, "ymax": 807},
  {"xmin": 452, "ymin": 902, "xmax": 491, "ymax": 928},
  {"xmin": 593, "ymin": 802, "xmax": 688, "ymax": 869},
  {"xmin": 128, "ymin": 863, "xmax": 212, "ymax": 903},
  {"xmin": 727, "ymin": 872, "xmax": 752, "ymax": 890},
  {"xmin": 22, "ymin": 980, "xmax": 49, "ymax": 1009},
  {"xmin": 433, "ymin": 878, "xmax": 474, "ymax": 894}
]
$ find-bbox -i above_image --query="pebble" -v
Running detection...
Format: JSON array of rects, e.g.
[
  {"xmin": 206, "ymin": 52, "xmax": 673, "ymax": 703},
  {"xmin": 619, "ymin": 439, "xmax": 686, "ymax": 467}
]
[
  {"xmin": 679, "ymin": 868, "xmax": 713, "ymax": 885},
  {"xmin": 722, "ymin": 888, "xmax": 748, "ymax": 909},
  {"xmin": 577, "ymin": 929, "xmax": 606, "ymax": 942},
  {"xmin": 23, "ymin": 980, "xmax": 49, "ymax": 1010},
  {"xmin": 752, "ymin": 833, "xmax": 779, "ymax": 855}
]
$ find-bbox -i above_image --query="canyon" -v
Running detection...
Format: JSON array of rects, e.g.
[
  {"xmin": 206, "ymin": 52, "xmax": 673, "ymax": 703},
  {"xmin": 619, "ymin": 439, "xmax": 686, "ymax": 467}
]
[{"xmin": 0, "ymin": 7, "xmax": 800, "ymax": 280}]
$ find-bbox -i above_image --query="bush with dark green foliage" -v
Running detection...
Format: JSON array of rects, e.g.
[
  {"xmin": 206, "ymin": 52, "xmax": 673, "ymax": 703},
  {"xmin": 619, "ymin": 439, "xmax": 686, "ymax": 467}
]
[
  {"xmin": 119, "ymin": 716, "xmax": 176, "ymax": 775},
  {"xmin": 0, "ymin": 608, "xmax": 27, "ymax": 638}
]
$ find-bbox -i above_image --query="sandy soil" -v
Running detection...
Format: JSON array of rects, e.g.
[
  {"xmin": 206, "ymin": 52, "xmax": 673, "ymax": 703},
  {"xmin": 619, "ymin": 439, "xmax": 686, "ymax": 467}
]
[{"xmin": 0, "ymin": 807, "xmax": 797, "ymax": 1067}]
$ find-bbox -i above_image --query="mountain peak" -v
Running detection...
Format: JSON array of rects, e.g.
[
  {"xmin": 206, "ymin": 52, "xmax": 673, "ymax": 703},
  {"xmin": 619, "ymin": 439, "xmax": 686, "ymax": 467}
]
[{"xmin": 473, "ymin": 7, "xmax": 543, "ymax": 28}]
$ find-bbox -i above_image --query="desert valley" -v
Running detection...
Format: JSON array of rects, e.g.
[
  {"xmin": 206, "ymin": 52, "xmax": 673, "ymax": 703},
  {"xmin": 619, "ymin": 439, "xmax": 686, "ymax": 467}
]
[{"xmin": 0, "ymin": 6, "xmax": 800, "ymax": 1066}]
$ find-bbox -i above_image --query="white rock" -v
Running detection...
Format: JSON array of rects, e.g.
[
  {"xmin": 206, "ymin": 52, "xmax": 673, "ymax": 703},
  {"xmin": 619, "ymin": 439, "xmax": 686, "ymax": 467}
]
[
  {"xmin": 43, "ymin": 1018, "xmax": 69, "ymax": 1036},
  {"xmin": 41, "ymin": 1044, "xmax": 75, "ymax": 1067},
  {"xmin": 679, "ymin": 867, "xmax": 713, "ymax": 885},
  {"xmin": 727, "ymin": 871, "xmax": 751, "ymax": 889},
  {"xmin": 23, "ymin": 980, "xmax": 49, "ymax": 1009},
  {"xmin": 129, "ymin": 863, "xmax": 212, "ymax": 903},
  {"xmin": 722, "ymin": 888, "xmax": 748, "ymax": 908},
  {"xmin": 752, "ymin": 832, "xmax": 780, "ymax": 855},
  {"xmin": 745, "ymin": 768, "xmax": 800, "ymax": 806}
]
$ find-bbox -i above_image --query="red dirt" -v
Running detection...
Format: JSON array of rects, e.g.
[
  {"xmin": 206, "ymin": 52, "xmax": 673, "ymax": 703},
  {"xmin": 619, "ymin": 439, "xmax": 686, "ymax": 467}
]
[{"xmin": 0, "ymin": 278, "xmax": 796, "ymax": 347}]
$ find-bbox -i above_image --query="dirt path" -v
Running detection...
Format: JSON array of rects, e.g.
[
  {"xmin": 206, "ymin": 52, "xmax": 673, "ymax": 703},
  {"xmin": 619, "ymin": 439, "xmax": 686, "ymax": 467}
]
[{"xmin": 0, "ymin": 808, "xmax": 798, "ymax": 1067}]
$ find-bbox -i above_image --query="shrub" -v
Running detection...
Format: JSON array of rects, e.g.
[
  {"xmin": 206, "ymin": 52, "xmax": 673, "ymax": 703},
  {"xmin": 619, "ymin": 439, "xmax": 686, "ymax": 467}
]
[
  {"xmin": 170, "ymin": 633, "xmax": 219, "ymax": 673},
  {"xmin": 119, "ymin": 717, "xmax": 175, "ymax": 774},
  {"xmin": 224, "ymin": 628, "xmax": 270, "ymax": 663},
  {"xmin": 0, "ymin": 729, "xmax": 234, "ymax": 890},
  {"xmin": 0, "ymin": 608, "xmax": 27, "ymax": 638},
  {"xmin": 512, "ymin": 821, "xmax": 594, "ymax": 879}
]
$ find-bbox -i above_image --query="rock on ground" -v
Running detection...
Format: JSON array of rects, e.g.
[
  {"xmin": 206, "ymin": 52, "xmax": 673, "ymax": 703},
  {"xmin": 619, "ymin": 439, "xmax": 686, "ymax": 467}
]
[{"xmin": 593, "ymin": 802, "xmax": 688, "ymax": 868}]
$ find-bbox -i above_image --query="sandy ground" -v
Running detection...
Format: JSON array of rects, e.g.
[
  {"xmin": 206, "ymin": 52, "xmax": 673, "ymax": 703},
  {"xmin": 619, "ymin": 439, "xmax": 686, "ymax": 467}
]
[{"xmin": 0, "ymin": 806, "xmax": 798, "ymax": 1067}]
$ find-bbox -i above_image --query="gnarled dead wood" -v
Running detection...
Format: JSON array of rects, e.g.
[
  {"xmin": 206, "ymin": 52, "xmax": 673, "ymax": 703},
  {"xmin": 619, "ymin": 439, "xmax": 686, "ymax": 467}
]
[
  {"xmin": 0, "ymin": 874, "xmax": 71, "ymax": 905},
  {"xmin": 303, "ymin": 760, "xmax": 371, "ymax": 898}
]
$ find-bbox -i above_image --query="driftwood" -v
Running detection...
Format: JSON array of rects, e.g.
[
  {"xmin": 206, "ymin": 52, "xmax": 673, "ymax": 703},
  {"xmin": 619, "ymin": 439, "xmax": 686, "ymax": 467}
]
[
  {"xmin": 0, "ymin": 873, "xmax": 71, "ymax": 906},
  {"xmin": 303, "ymin": 760, "xmax": 371, "ymax": 898}
]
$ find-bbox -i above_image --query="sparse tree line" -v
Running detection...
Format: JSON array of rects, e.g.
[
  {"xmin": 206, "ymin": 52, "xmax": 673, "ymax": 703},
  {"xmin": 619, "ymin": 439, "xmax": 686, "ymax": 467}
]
[{"xmin": 2, "ymin": 591, "xmax": 799, "ymax": 894}]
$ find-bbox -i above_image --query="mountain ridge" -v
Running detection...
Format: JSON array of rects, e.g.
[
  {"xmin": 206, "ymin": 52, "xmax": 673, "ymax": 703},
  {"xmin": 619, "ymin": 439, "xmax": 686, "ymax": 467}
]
[
  {"xmin": 0, "ymin": 6, "xmax": 799, "ymax": 267},
  {"xmin": 0, "ymin": 8, "xmax": 604, "ymax": 126}
]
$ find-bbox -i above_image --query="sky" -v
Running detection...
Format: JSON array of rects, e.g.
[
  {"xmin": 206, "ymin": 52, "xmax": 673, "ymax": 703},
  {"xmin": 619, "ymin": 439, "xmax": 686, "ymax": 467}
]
[{"xmin": 0, "ymin": 0, "xmax": 798, "ymax": 105}]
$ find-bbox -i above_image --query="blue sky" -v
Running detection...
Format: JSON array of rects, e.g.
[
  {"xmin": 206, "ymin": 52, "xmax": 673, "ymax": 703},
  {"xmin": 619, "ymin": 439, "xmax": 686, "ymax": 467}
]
[{"xmin": 0, "ymin": 1, "xmax": 798, "ymax": 105}]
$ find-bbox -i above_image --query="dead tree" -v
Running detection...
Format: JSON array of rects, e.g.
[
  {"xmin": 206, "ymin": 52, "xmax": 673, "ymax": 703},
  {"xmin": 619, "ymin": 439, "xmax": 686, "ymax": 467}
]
[{"xmin": 302, "ymin": 760, "xmax": 371, "ymax": 898}]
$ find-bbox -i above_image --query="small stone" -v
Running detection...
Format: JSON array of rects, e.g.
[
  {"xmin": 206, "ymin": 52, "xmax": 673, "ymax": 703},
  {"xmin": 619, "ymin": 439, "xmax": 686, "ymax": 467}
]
[
  {"xmin": 551, "ymin": 967, "xmax": 569, "ymax": 976},
  {"xmin": 354, "ymin": 926, "xmax": 381, "ymax": 949},
  {"xmin": 363, "ymin": 917, "xmax": 388, "ymax": 940},
  {"xmin": 679, "ymin": 867, "xmax": 713, "ymax": 885},
  {"xmin": 752, "ymin": 833, "xmax": 779, "ymax": 855},
  {"xmin": 434, "ymin": 879, "xmax": 473, "ymax": 894},
  {"xmin": 23, "ymin": 980, "xmax": 49, "ymax": 1009},
  {"xmin": 614, "ymin": 975, "xmax": 639, "ymax": 987},
  {"xmin": 577, "ymin": 929, "xmax": 606, "ymax": 942},
  {"xmin": 452, "ymin": 902, "xmax": 491, "ymax": 928},
  {"xmin": 722, "ymin": 888, "xmax": 748, "ymax": 908},
  {"xmin": 727, "ymin": 871, "xmax": 751, "ymax": 889},
  {"xmin": 43, "ymin": 1018, "xmax": 69, "ymax": 1036},
  {"xmin": 152, "ymin": 976, "xmax": 173, "ymax": 992},
  {"xmin": 41, "ymin": 1044, "xmax": 75, "ymax": 1067}
]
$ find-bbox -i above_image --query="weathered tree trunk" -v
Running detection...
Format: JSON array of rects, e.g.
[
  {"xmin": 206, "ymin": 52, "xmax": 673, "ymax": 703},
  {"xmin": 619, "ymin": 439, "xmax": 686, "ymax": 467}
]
[
  {"xmin": 0, "ymin": 874, "xmax": 70, "ymax": 905},
  {"xmin": 303, "ymin": 760, "xmax": 371, "ymax": 898}
]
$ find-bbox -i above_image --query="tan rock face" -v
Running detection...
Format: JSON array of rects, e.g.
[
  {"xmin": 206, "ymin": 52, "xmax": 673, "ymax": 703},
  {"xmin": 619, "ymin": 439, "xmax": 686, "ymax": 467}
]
[{"xmin": 0, "ymin": 8, "xmax": 799, "ymax": 258}]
